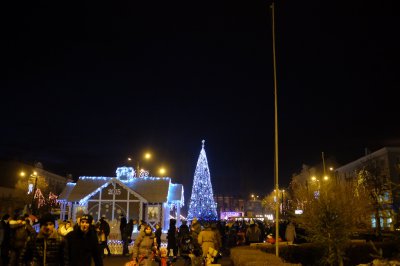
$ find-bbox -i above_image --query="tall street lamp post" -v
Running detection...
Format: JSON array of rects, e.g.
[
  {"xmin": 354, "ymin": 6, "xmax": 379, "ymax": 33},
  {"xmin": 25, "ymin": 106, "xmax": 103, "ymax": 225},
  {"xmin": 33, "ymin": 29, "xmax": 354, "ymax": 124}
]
[
  {"xmin": 271, "ymin": 1, "xmax": 280, "ymax": 257},
  {"xmin": 31, "ymin": 171, "xmax": 38, "ymax": 215},
  {"xmin": 21, "ymin": 170, "xmax": 39, "ymax": 215}
]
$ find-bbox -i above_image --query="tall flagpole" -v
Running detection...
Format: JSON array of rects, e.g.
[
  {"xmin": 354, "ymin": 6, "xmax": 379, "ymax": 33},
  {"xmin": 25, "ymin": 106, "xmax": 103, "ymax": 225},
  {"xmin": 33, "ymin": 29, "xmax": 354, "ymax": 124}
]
[{"xmin": 271, "ymin": 1, "xmax": 280, "ymax": 257}]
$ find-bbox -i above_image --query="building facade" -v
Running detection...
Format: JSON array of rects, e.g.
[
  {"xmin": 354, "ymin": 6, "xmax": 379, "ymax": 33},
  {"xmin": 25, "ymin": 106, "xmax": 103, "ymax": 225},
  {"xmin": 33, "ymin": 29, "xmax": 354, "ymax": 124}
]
[{"xmin": 335, "ymin": 147, "xmax": 400, "ymax": 231}]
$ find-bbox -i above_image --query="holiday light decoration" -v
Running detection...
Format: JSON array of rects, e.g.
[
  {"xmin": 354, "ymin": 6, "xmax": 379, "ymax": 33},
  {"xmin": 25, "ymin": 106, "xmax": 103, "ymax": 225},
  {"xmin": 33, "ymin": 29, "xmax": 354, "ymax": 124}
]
[
  {"xmin": 116, "ymin": 167, "xmax": 134, "ymax": 180},
  {"xmin": 115, "ymin": 167, "xmax": 151, "ymax": 181},
  {"xmin": 137, "ymin": 169, "xmax": 149, "ymax": 177},
  {"xmin": 27, "ymin": 184, "xmax": 33, "ymax": 194},
  {"xmin": 49, "ymin": 192, "xmax": 58, "ymax": 205},
  {"xmin": 187, "ymin": 140, "xmax": 218, "ymax": 221},
  {"xmin": 168, "ymin": 183, "xmax": 185, "ymax": 208},
  {"xmin": 34, "ymin": 188, "xmax": 45, "ymax": 208}
]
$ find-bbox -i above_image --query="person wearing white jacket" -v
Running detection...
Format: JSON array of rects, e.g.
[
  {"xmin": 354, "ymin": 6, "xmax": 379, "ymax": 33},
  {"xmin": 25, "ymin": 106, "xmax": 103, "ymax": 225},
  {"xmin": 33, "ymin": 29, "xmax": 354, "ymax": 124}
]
[{"xmin": 58, "ymin": 220, "xmax": 73, "ymax": 237}]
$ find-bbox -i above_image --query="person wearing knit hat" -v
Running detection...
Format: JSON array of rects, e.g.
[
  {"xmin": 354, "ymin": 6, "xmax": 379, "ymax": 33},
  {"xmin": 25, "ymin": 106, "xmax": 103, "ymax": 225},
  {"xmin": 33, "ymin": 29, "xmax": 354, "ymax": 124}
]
[
  {"xmin": 19, "ymin": 212, "xmax": 64, "ymax": 265},
  {"xmin": 64, "ymin": 213, "xmax": 103, "ymax": 265},
  {"xmin": 39, "ymin": 213, "xmax": 55, "ymax": 227},
  {"xmin": 80, "ymin": 214, "xmax": 93, "ymax": 224}
]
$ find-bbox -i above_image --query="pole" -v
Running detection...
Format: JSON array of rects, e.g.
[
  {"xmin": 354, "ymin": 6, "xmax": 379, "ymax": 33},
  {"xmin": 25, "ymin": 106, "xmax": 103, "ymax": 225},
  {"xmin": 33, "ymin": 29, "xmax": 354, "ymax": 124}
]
[
  {"xmin": 281, "ymin": 191, "xmax": 284, "ymax": 217},
  {"xmin": 271, "ymin": 1, "xmax": 280, "ymax": 257},
  {"xmin": 137, "ymin": 161, "xmax": 140, "ymax": 177},
  {"xmin": 31, "ymin": 176, "xmax": 38, "ymax": 215}
]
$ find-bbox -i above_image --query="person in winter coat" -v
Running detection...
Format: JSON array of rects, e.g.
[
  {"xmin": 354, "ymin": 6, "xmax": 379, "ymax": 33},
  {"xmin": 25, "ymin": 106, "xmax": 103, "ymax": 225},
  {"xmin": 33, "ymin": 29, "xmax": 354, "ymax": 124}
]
[
  {"xmin": 197, "ymin": 222, "xmax": 217, "ymax": 259},
  {"xmin": 154, "ymin": 223, "xmax": 162, "ymax": 250},
  {"xmin": 123, "ymin": 219, "xmax": 134, "ymax": 255},
  {"xmin": 285, "ymin": 221, "xmax": 296, "ymax": 244},
  {"xmin": 178, "ymin": 232, "xmax": 202, "ymax": 266},
  {"xmin": 190, "ymin": 218, "xmax": 201, "ymax": 242},
  {"xmin": 211, "ymin": 223, "xmax": 222, "ymax": 252},
  {"xmin": 58, "ymin": 220, "xmax": 73, "ymax": 237},
  {"xmin": 120, "ymin": 214, "xmax": 127, "ymax": 240},
  {"xmin": 19, "ymin": 213, "xmax": 65, "ymax": 266},
  {"xmin": 178, "ymin": 220, "xmax": 190, "ymax": 240},
  {"xmin": 245, "ymin": 221, "xmax": 261, "ymax": 244},
  {"xmin": 98, "ymin": 216, "xmax": 111, "ymax": 256},
  {"xmin": 131, "ymin": 225, "xmax": 157, "ymax": 266},
  {"xmin": 9, "ymin": 215, "xmax": 36, "ymax": 266},
  {"xmin": 0, "ymin": 214, "xmax": 11, "ymax": 266},
  {"xmin": 64, "ymin": 214, "xmax": 103, "ymax": 266},
  {"xmin": 166, "ymin": 219, "xmax": 178, "ymax": 257}
]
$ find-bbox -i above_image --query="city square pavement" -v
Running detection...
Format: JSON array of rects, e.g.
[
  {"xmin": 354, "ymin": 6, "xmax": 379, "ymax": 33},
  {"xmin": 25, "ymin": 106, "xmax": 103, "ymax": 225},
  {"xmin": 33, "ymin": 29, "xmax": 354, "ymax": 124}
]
[
  {"xmin": 103, "ymin": 254, "xmax": 233, "ymax": 266},
  {"xmin": 103, "ymin": 255, "xmax": 132, "ymax": 266}
]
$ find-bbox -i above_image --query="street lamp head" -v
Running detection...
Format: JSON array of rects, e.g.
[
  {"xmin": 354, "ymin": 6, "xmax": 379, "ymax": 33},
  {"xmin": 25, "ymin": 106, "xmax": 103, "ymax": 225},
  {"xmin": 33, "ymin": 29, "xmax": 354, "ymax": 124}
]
[{"xmin": 159, "ymin": 168, "xmax": 166, "ymax": 176}]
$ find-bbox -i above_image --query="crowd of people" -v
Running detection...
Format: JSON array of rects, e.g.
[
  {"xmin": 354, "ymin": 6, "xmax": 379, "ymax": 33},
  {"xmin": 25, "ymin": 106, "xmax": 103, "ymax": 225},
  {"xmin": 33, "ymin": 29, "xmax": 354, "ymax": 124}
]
[
  {"xmin": 0, "ymin": 212, "xmax": 298, "ymax": 266},
  {"xmin": 0, "ymin": 213, "xmax": 106, "ymax": 266},
  {"xmin": 128, "ymin": 217, "xmax": 298, "ymax": 266}
]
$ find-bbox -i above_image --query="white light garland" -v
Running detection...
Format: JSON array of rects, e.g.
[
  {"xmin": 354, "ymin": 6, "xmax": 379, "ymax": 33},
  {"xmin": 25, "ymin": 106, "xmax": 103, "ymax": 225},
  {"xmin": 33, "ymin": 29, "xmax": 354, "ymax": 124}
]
[
  {"xmin": 79, "ymin": 181, "xmax": 111, "ymax": 206},
  {"xmin": 27, "ymin": 184, "xmax": 33, "ymax": 194},
  {"xmin": 187, "ymin": 140, "xmax": 218, "ymax": 220}
]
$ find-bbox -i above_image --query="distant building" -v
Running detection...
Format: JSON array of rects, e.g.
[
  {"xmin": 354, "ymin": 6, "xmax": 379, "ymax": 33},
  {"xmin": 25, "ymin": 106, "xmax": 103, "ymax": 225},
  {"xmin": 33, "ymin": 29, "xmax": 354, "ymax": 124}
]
[
  {"xmin": 335, "ymin": 147, "xmax": 400, "ymax": 231},
  {"xmin": 214, "ymin": 194, "xmax": 245, "ymax": 218},
  {"xmin": 0, "ymin": 186, "xmax": 25, "ymax": 215},
  {"xmin": 245, "ymin": 199, "xmax": 264, "ymax": 217},
  {"xmin": 0, "ymin": 160, "xmax": 71, "ymax": 215}
]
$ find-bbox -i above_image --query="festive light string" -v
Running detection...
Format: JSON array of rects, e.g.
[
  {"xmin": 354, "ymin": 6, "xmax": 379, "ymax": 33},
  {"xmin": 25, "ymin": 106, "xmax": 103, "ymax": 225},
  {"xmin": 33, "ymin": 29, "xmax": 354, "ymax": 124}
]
[
  {"xmin": 34, "ymin": 189, "xmax": 45, "ymax": 208},
  {"xmin": 63, "ymin": 169, "xmax": 182, "ymax": 208},
  {"xmin": 79, "ymin": 181, "xmax": 111, "ymax": 206},
  {"xmin": 168, "ymin": 183, "xmax": 185, "ymax": 207},
  {"xmin": 49, "ymin": 192, "xmax": 58, "ymax": 205},
  {"xmin": 81, "ymin": 176, "xmax": 109, "ymax": 180},
  {"xmin": 115, "ymin": 166, "xmax": 150, "ymax": 180}
]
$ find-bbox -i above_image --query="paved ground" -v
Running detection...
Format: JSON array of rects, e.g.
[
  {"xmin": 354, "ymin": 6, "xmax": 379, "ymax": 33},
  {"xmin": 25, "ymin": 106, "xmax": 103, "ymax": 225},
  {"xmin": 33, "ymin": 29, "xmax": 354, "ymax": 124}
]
[
  {"xmin": 103, "ymin": 255, "xmax": 233, "ymax": 266},
  {"xmin": 103, "ymin": 255, "xmax": 132, "ymax": 266}
]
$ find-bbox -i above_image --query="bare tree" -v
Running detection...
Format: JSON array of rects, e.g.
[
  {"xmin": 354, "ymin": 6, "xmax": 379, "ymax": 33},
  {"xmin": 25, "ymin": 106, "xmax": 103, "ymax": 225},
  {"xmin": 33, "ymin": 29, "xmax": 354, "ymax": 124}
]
[
  {"xmin": 290, "ymin": 174, "xmax": 370, "ymax": 265},
  {"xmin": 356, "ymin": 158, "xmax": 392, "ymax": 238}
]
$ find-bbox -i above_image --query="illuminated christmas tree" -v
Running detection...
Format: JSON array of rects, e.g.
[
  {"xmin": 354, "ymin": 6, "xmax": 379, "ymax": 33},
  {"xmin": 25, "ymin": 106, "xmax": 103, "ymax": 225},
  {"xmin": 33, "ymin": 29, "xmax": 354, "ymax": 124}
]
[{"xmin": 187, "ymin": 140, "xmax": 218, "ymax": 221}]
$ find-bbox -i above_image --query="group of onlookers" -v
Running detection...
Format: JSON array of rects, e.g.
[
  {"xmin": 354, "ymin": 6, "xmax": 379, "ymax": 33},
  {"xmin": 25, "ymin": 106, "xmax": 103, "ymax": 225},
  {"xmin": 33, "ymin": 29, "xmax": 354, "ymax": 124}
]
[
  {"xmin": 0, "ymin": 213, "xmax": 105, "ymax": 266},
  {"xmin": 0, "ymin": 212, "xmax": 298, "ymax": 266}
]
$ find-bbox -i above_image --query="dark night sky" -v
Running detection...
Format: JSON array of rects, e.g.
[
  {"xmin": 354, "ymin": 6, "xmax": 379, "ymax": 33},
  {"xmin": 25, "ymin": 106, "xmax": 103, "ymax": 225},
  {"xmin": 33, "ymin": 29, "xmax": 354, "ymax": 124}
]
[{"xmin": 0, "ymin": 0, "xmax": 399, "ymax": 203}]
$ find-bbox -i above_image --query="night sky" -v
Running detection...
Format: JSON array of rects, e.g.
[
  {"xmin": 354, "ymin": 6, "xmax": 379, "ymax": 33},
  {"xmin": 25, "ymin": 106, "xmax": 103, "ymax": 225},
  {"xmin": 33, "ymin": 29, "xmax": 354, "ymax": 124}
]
[{"xmin": 1, "ymin": 0, "xmax": 398, "ymax": 203}]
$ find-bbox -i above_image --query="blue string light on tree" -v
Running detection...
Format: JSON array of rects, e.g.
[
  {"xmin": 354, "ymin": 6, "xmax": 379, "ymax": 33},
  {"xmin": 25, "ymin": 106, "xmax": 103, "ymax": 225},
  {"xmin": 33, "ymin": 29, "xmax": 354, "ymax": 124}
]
[{"xmin": 187, "ymin": 140, "xmax": 218, "ymax": 221}]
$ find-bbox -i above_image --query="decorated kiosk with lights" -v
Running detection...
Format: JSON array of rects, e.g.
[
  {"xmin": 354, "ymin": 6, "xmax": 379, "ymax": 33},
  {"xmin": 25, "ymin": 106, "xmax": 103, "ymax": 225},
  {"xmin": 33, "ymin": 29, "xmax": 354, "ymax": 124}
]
[{"xmin": 58, "ymin": 167, "xmax": 184, "ymax": 232}]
